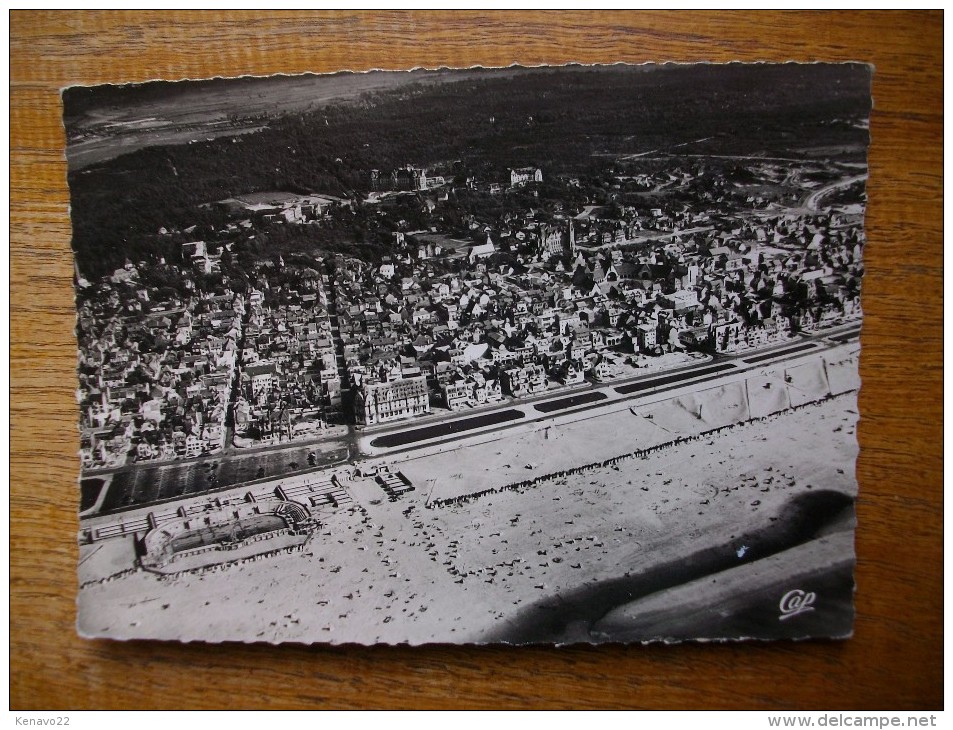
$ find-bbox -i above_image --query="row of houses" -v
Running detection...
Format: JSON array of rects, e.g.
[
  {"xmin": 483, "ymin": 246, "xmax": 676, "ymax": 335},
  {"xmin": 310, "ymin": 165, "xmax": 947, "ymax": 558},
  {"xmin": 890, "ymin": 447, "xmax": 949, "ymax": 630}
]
[
  {"xmin": 331, "ymin": 194, "xmax": 863, "ymax": 424},
  {"xmin": 76, "ymin": 264, "xmax": 243, "ymax": 468},
  {"xmin": 231, "ymin": 261, "xmax": 340, "ymax": 446}
]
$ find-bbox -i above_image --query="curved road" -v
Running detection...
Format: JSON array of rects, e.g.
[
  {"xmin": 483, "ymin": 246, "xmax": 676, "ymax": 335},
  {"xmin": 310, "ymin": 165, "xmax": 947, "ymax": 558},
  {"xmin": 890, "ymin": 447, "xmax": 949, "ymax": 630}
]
[{"xmin": 803, "ymin": 174, "xmax": 867, "ymax": 213}]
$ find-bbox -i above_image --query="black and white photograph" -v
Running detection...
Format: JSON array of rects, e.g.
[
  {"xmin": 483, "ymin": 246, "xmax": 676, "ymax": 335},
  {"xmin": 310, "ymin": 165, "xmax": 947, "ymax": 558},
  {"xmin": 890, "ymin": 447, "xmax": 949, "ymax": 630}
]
[{"xmin": 67, "ymin": 63, "xmax": 871, "ymax": 645}]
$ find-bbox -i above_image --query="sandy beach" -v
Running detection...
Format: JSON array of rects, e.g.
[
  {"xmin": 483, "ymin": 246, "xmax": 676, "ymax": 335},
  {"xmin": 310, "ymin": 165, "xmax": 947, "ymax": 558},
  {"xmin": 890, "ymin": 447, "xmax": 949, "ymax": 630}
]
[{"xmin": 78, "ymin": 392, "xmax": 858, "ymax": 645}]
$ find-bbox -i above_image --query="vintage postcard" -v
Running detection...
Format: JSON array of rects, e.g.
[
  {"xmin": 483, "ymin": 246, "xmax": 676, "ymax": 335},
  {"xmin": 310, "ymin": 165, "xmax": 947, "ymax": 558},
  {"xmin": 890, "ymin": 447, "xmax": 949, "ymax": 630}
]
[{"xmin": 67, "ymin": 63, "xmax": 871, "ymax": 644}]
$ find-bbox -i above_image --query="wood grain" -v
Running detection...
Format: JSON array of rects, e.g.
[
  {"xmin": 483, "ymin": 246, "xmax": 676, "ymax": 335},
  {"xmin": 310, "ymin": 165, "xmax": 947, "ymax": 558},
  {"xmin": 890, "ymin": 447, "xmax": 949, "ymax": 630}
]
[{"xmin": 10, "ymin": 10, "xmax": 942, "ymax": 710}]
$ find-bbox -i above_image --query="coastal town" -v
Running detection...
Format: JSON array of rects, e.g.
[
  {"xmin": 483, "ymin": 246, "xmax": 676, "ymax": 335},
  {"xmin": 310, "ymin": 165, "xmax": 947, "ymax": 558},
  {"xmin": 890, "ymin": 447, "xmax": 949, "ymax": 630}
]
[
  {"xmin": 75, "ymin": 159, "xmax": 864, "ymax": 471},
  {"xmin": 68, "ymin": 64, "xmax": 870, "ymax": 645}
]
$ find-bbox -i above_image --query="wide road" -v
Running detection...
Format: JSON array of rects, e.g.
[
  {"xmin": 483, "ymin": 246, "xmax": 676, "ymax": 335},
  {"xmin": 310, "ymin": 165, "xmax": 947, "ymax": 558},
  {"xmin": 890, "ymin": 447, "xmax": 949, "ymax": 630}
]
[
  {"xmin": 370, "ymin": 409, "xmax": 525, "ymax": 449},
  {"xmin": 740, "ymin": 341, "xmax": 818, "ymax": 364},
  {"xmin": 614, "ymin": 362, "xmax": 735, "ymax": 395},
  {"xmin": 533, "ymin": 391, "xmax": 607, "ymax": 413}
]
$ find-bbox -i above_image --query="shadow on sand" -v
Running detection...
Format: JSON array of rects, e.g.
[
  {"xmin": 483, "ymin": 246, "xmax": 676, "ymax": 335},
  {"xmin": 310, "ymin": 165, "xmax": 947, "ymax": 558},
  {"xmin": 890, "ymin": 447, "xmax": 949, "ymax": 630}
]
[{"xmin": 485, "ymin": 489, "xmax": 855, "ymax": 645}]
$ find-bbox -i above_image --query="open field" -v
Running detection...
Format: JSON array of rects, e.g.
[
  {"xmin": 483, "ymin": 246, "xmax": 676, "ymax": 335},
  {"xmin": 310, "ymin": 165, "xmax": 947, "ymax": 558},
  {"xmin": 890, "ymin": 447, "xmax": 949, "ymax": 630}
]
[
  {"xmin": 66, "ymin": 72, "xmax": 426, "ymax": 168},
  {"xmin": 65, "ymin": 68, "xmax": 527, "ymax": 170}
]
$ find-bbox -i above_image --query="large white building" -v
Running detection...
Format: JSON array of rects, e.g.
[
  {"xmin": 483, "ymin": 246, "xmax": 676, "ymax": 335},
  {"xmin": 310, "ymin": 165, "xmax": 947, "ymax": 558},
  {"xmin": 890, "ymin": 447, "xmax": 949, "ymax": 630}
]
[
  {"xmin": 355, "ymin": 375, "xmax": 431, "ymax": 425},
  {"xmin": 509, "ymin": 167, "xmax": 543, "ymax": 187}
]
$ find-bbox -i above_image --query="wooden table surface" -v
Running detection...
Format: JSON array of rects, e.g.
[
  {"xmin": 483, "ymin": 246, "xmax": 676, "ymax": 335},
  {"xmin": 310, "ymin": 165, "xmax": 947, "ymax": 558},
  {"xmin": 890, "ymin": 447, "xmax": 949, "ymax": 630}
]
[{"xmin": 10, "ymin": 11, "xmax": 943, "ymax": 710}]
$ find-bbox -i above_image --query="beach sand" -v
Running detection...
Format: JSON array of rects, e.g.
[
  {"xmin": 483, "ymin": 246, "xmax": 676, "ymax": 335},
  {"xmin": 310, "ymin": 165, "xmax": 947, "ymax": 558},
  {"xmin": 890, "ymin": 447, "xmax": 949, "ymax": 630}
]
[{"xmin": 78, "ymin": 393, "xmax": 859, "ymax": 645}]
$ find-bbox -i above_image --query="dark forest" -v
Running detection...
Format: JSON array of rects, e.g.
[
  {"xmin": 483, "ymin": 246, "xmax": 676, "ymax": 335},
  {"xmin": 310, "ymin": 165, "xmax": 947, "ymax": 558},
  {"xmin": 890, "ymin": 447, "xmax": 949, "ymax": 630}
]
[{"xmin": 65, "ymin": 64, "xmax": 871, "ymax": 278}]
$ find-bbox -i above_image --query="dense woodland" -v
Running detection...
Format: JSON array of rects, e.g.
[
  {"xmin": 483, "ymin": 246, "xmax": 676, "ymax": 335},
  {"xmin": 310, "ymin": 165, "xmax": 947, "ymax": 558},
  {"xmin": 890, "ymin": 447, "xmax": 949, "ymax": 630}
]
[{"xmin": 66, "ymin": 64, "xmax": 871, "ymax": 279}]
